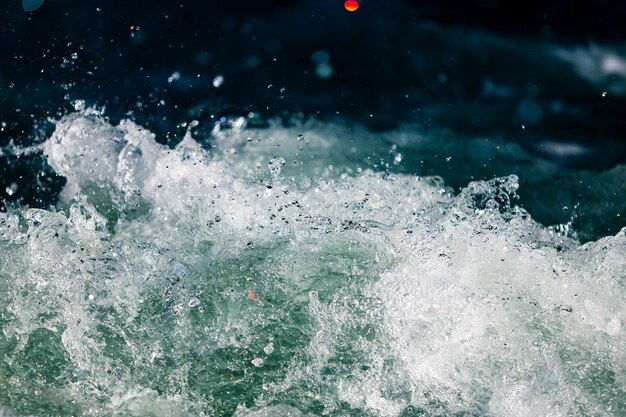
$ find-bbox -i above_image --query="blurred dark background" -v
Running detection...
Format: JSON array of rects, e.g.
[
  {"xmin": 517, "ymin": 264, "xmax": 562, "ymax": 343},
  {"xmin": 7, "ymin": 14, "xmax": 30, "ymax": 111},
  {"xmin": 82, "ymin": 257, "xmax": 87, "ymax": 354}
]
[{"xmin": 1, "ymin": 0, "xmax": 625, "ymax": 239}]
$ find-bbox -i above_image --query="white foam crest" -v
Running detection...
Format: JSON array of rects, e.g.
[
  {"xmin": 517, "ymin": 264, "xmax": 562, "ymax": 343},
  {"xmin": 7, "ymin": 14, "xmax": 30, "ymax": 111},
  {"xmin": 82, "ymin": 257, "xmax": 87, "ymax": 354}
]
[{"xmin": 366, "ymin": 188, "xmax": 626, "ymax": 415}]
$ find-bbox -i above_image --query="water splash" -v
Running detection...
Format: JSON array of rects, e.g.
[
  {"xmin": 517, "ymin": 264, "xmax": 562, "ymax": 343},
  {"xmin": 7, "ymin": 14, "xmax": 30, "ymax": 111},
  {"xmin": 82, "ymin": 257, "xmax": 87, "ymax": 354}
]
[{"xmin": 0, "ymin": 109, "xmax": 624, "ymax": 416}]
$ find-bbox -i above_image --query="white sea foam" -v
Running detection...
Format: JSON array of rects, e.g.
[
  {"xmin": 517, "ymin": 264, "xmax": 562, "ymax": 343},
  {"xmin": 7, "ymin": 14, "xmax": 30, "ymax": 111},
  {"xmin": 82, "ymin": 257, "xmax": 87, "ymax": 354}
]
[{"xmin": 0, "ymin": 110, "xmax": 624, "ymax": 416}]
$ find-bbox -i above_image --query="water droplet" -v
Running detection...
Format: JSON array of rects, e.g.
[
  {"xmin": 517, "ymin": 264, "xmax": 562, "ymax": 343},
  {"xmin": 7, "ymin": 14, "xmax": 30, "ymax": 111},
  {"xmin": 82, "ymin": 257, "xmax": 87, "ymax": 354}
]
[
  {"xmin": 315, "ymin": 63, "xmax": 334, "ymax": 79},
  {"xmin": 212, "ymin": 75, "xmax": 224, "ymax": 88},
  {"xmin": 297, "ymin": 134, "xmax": 304, "ymax": 141},
  {"xmin": 5, "ymin": 183, "xmax": 18, "ymax": 196},
  {"xmin": 263, "ymin": 342, "xmax": 274, "ymax": 355},
  {"xmin": 73, "ymin": 100, "xmax": 85, "ymax": 111},
  {"xmin": 311, "ymin": 50, "xmax": 330, "ymax": 65},
  {"xmin": 23, "ymin": 0, "xmax": 44, "ymax": 12},
  {"xmin": 167, "ymin": 71, "xmax": 181, "ymax": 84}
]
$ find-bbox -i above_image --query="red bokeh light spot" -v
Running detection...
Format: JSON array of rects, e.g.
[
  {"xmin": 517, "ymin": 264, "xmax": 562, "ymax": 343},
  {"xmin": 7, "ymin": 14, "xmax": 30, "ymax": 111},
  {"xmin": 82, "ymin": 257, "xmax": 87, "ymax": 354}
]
[{"xmin": 344, "ymin": 0, "xmax": 359, "ymax": 12}]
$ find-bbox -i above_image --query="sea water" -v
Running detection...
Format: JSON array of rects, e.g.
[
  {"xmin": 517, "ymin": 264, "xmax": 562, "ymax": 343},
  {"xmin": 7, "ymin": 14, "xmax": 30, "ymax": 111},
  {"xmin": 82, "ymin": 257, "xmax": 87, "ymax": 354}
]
[{"xmin": 0, "ymin": 109, "xmax": 624, "ymax": 416}]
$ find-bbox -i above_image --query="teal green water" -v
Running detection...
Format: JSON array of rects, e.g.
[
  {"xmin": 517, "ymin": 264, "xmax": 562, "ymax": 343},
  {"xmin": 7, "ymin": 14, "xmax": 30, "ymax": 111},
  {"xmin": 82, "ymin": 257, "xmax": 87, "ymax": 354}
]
[{"xmin": 0, "ymin": 111, "xmax": 625, "ymax": 416}]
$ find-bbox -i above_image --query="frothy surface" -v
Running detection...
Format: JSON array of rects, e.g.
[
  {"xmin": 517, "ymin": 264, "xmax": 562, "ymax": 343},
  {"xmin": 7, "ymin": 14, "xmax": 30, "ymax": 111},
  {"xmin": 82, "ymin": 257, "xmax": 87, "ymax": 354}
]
[{"xmin": 0, "ymin": 111, "xmax": 624, "ymax": 416}]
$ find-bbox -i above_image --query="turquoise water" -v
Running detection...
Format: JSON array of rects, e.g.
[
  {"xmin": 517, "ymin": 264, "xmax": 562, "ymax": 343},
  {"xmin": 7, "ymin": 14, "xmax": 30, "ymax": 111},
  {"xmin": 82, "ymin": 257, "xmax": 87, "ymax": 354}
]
[{"xmin": 0, "ymin": 109, "xmax": 625, "ymax": 416}]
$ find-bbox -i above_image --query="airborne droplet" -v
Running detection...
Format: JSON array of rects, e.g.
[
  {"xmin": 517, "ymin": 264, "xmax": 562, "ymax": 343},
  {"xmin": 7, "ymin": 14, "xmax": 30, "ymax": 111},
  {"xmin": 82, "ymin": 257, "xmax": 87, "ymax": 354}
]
[
  {"xmin": 23, "ymin": 0, "xmax": 44, "ymax": 12},
  {"xmin": 212, "ymin": 75, "xmax": 224, "ymax": 88}
]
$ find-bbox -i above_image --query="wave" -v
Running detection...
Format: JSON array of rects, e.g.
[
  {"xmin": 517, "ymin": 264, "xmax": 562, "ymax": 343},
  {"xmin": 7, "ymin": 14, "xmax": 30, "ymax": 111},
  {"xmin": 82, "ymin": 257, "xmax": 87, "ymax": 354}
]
[{"xmin": 0, "ymin": 110, "xmax": 624, "ymax": 416}]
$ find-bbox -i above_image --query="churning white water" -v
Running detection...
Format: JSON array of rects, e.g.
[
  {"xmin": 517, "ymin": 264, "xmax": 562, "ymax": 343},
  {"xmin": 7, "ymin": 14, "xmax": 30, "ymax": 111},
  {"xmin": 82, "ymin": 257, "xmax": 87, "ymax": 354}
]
[{"xmin": 0, "ymin": 109, "xmax": 624, "ymax": 416}]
